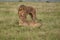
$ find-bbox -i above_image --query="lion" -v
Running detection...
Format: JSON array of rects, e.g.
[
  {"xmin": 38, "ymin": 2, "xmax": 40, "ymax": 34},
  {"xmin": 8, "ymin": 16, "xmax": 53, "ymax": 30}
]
[{"xmin": 18, "ymin": 5, "xmax": 37, "ymax": 26}]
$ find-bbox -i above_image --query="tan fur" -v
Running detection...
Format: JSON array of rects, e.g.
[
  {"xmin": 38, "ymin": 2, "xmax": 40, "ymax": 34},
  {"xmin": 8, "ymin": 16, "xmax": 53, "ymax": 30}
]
[{"xmin": 18, "ymin": 5, "xmax": 36, "ymax": 25}]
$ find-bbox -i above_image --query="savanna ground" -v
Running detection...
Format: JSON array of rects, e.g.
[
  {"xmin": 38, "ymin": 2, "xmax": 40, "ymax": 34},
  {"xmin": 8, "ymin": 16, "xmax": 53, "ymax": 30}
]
[{"xmin": 0, "ymin": 2, "xmax": 60, "ymax": 40}]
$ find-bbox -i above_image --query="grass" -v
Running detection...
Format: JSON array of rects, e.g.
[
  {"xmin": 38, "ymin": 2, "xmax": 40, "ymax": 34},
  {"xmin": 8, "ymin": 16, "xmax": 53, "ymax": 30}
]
[{"xmin": 0, "ymin": 2, "xmax": 60, "ymax": 40}]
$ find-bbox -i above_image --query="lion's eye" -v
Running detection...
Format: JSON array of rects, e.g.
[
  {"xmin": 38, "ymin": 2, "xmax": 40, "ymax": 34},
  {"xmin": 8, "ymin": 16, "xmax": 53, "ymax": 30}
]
[
  {"xmin": 20, "ymin": 8, "xmax": 22, "ymax": 9},
  {"xmin": 19, "ymin": 8, "xmax": 22, "ymax": 11}
]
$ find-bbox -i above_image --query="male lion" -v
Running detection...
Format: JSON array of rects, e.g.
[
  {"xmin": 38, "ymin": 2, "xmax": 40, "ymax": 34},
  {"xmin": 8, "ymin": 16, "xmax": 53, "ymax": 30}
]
[{"xmin": 18, "ymin": 5, "xmax": 37, "ymax": 26}]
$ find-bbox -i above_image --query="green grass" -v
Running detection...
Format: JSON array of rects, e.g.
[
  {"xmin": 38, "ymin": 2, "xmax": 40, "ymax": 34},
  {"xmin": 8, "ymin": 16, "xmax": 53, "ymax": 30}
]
[{"xmin": 0, "ymin": 2, "xmax": 60, "ymax": 40}]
